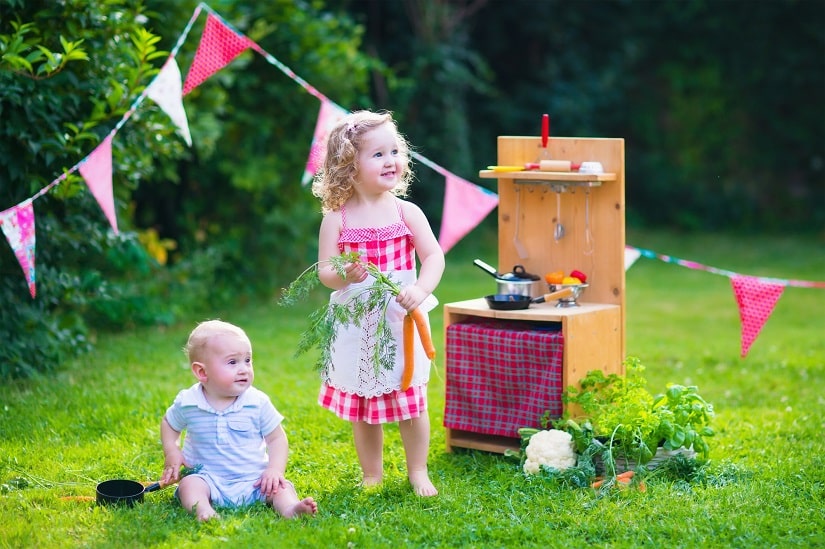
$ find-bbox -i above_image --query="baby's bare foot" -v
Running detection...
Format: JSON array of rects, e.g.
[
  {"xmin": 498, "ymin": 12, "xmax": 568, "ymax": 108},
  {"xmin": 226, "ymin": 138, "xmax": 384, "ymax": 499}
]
[
  {"xmin": 195, "ymin": 508, "xmax": 219, "ymax": 521},
  {"xmin": 409, "ymin": 471, "xmax": 438, "ymax": 497},
  {"xmin": 283, "ymin": 497, "xmax": 317, "ymax": 518}
]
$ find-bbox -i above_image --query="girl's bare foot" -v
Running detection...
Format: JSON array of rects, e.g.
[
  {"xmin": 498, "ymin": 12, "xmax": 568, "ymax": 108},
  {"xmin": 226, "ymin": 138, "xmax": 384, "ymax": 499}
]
[
  {"xmin": 283, "ymin": 497, "xmax": 318, "ymax": 519},
  {"xmin": 409, "ymin": 471, "xmax": 438, "ymax": 497},
  {"xmin": 360, "ymin": 474, "xmax": 382, "ymax": 488}
]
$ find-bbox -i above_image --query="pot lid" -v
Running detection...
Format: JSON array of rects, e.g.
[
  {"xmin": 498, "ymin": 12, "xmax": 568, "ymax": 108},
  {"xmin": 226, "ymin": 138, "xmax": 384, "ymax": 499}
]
[{"xmin": 511, "ymin": 265, "xmax": 540, "ymax": 281}]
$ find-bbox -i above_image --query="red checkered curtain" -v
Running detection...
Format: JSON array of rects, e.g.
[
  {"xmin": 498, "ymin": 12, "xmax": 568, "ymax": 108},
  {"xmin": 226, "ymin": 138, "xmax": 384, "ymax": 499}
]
[{"xmin": 444, "ymin": 322, "xmax": 564, "ymax": 438}]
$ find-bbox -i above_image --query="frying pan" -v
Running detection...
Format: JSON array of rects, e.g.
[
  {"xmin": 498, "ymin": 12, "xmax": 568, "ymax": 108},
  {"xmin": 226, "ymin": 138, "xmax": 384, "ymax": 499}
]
[
  {"xmin": 95, "ymin": 464, "xmax": 202, "ymax": 506},
  {"xmin": 485, "ymin": 287, "xmax": 574, "ymax": 310},
  {"xmin": 96, "ymin": 479, "xmax": 162, "ymax": 506}
]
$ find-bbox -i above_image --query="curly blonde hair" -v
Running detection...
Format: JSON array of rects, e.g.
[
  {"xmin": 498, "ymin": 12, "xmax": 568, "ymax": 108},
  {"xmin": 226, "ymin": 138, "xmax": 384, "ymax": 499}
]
[{"xmin": 311, "ymin": 110, "xmax": 413, "ymax": 213}]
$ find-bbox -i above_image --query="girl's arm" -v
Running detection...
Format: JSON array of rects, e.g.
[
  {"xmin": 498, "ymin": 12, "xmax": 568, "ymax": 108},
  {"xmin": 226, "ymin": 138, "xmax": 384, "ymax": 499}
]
[
  {"xmin": 317, "ymin": 211, "xmax": 367, "ymax": 290},
  {"xmin": 397, "ymin": 201, "xmax": 445, "ymax": 310}
]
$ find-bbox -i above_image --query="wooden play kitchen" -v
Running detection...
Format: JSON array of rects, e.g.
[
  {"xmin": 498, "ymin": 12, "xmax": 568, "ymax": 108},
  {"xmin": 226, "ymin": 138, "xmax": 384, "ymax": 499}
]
[{"xmin": 442, "ymin": 132, "xmax": 627, "ymax": 454}]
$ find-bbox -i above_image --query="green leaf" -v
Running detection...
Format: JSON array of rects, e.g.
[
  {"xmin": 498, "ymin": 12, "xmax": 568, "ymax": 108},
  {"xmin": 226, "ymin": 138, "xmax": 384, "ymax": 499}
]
[{"xmin": 4, "ymin": 53, "xmax": 32, "ymax": 72}]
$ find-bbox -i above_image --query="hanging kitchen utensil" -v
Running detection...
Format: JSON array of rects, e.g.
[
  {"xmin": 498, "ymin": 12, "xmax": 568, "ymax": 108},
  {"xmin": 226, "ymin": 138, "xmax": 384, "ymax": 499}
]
[
  {"xmin": 584, "ymin": 188, "xmax": 594, "ymax": 255},
  {"xmin": 513, "ymin": 185, "xmax": 529, "ymax": 258},
  {"xmin": 554, "ymin": 190, "xmax": 565, "ymax": 242}
]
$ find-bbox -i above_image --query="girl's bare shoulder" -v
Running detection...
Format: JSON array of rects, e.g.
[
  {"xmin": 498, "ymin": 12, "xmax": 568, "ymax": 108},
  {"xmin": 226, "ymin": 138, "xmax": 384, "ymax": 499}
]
[{"xmin": 398, "ymin": 198, "xmax": 425, "ymax": 219}]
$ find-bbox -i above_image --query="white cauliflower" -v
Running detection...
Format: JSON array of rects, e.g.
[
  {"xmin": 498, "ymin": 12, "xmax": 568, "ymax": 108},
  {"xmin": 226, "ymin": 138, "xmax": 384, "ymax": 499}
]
[{"xmin": 523, "ymin": 429, "xmax": 577, "ymax": 475}]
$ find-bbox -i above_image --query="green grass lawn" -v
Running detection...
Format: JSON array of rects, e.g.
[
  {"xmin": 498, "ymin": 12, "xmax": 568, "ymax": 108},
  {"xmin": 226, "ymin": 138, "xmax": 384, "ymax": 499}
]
[{"xmin": 1, "ymin": 229, "xmax": 823, "ymax": 548}]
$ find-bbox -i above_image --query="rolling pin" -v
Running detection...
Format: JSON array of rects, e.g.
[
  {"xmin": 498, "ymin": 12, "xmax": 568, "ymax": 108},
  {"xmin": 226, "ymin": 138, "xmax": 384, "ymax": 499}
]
[
  {"xmin": 529, "ymin": 160, "xmax": 582, "ymax": 171},
  {"xmin": 487, "ymin": 160, "xmax": 582, "ymax": 172}
]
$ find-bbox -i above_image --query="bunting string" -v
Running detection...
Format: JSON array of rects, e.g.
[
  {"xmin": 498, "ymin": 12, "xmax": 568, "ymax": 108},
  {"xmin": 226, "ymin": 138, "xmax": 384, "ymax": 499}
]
[
  {"xmin": 628, "ymin": 246, "xmax": 825, "ymax": 288},
  {"xmin": 2, "ymin": 3, "xmax": 822, "ymax": 358}
]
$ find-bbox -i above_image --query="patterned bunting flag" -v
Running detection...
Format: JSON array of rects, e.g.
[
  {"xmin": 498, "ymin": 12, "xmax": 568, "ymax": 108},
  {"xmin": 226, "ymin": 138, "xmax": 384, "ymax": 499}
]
[
  {"xmin": 302, "ymin": 100, "xmax": 348, "ymax": 185},
  {"xmin": 731, "ymin": 275, "xmax": 785, "ymax": 357},
  {"xmin": 182, "ymin": 13, "xmax": 252, "ymax": 96},
  {"xmin": 79, "ymin": 135, "xmax": 118, "ymax": 234},
  {"xmin": 147, "ymin": 58, "xmax": 192, "ymax": 146},
  {"xmin": 438, "ymin": 174, "xmax": 499, "ymax": 253},
  {"xmin": 0, "ymin": 200, "xmax": 37, "ymax": 298}
]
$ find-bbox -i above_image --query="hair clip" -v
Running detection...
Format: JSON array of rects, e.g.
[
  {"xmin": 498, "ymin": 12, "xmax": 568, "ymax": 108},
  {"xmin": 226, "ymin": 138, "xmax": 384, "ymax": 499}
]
[{"xmin": 345, "ymin": 121, "xmax": 356, "ymax": 134}]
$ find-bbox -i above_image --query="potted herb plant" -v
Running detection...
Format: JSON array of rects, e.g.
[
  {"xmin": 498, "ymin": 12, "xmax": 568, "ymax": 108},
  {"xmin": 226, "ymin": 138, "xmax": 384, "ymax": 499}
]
[{"xmin": 551, "ymin": 356, "xmax": 715, "ymax": 471}]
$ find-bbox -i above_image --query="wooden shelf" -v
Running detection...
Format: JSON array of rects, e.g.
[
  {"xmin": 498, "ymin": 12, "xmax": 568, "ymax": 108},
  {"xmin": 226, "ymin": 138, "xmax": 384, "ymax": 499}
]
[
  {"xmin": 479, "ymin": 169, "xmax": 616, "ymax": 183},
  {"xmin": 444, "ymin": 297, "xmax": 619, "ymax": 322}
]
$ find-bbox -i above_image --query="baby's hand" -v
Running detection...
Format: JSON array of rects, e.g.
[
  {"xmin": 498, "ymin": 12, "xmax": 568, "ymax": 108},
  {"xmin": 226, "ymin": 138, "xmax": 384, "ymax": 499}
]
[
  {"xmin": 255, "ymin": 469, "xmax": 286, "ymax": 498},
  {"xmin": 396, "ymin": 284, "xmax": 428, "ymax": 311},
  {"xmin": 161, "ymin": 452, "xmax": 186, "ymax": 487}
]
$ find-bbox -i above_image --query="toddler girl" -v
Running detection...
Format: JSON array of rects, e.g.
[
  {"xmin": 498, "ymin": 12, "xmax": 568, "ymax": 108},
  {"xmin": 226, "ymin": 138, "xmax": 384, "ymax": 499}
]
[{"xmin": 312, "ymin": 110, "xmax": 445, "ymax": 496}]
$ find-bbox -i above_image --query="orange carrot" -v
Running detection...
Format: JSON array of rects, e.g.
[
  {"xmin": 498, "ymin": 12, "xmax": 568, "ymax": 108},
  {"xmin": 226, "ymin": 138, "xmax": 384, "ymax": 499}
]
[
  {"xmin": 401, "ymin": 313, "xmax": 415, "ymax": 390},
  {"xmin": 592, "ymin": 470, "xmax": 634, "ymax": 489},
  {"xmin": 410, "ymin": 308, "xmax": 436, "ymax": 360}
]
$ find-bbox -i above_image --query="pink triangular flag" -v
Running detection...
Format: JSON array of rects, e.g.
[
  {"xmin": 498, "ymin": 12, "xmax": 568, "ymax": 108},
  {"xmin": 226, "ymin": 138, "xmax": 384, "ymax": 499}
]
[
  {"xmin": 0, "ymin": 200, "xmax": 37, "ymax": 298},
  {"xmin": 302, "ymin": 100, "xmax": 348, "ymax": 185},
  {"xmin": 78, "ymin": 134, "xmax": 118, "ymax": 234},
  {"xmin": 182, "ymin": 14, "xmax": 252, "ymax": 96},
  {"xmin": 731, "ymin": 275, "xmax": 785, "ymax": 357},
  {"xmin": 438, "ymin": 174, "xmax": 499, "ymax": 253},
  {"xmin": 146, "ymin": 58, "xmax": 192, "ymax": 146}
]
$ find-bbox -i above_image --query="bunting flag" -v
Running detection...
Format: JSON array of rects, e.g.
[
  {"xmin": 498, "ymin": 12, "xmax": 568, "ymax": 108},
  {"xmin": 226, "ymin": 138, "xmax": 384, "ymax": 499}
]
[
  {"xmin": 4, "ymin": 3, "xmax": 823, "ymax": 368},
  {"xmin": 731, "ymin": 275, "xmax": 785, "ymax": 358},
  {"xmin": 146, "ymin": 58, "xmax": 192, "ymax": 146},
  {"xmin": 78, "ymin": 134, "xmax": 118, "ymax": 234},
  {"xmin": 0, "ymin": 200, "xmax": 37, "ymax": 298},
  {"xmin": 438, "ymin": 174, "xmax": 499, "ymax": 253},
  {"xmin": 624, "ymin": 246, "xmax": 641, "ymax": 271},
  {"xmin": 302, "ymin": 100, "xmax": 348, "ymax": 185},
  {"xmin": 182, "ymin": 13, "xmax": 252, "ymax": 96}
]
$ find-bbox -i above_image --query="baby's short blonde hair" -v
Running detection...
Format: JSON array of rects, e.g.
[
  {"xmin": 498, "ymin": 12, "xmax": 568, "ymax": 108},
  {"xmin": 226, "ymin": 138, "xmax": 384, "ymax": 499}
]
[{"xmin": 183, "ymin": 320, "xmax": 249, "ymax": 363}]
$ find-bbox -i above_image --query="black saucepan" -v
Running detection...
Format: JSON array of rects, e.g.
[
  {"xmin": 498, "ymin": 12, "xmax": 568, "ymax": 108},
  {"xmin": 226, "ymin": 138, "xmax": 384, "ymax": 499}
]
[
  {"xmin": 473, "ymin": 259, "xmax": 540, "ymax": 282},
  {"xmin": 484, "ymin": 287, "xmax": 574, "ymax": 310},
  {"xmin": 96, "ymin": 479, "xmax": 162, "ymax": 506}
]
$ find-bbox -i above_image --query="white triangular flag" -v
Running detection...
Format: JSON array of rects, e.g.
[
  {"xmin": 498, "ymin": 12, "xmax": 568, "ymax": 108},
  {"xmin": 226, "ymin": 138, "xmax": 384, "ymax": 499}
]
[{"xmin": 147, "ymin": 58, "xmax": 192, "ymax": 146}]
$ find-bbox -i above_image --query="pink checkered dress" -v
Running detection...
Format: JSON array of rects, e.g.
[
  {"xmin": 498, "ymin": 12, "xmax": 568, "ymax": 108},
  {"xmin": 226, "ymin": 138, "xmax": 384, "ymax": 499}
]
[{"xmin": 318, "ymin": 200, "xmax": 430, "ymax": 424}]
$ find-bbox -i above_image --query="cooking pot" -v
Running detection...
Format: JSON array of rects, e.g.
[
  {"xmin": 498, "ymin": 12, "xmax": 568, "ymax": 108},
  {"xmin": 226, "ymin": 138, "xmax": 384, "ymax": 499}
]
[
  {"xmin": 96, "ymin": 479, "xmax": 162, "ymax": 506},
  {"xmin": 473, "ymin": 259, "xmax": 543, "ymax": 297}
]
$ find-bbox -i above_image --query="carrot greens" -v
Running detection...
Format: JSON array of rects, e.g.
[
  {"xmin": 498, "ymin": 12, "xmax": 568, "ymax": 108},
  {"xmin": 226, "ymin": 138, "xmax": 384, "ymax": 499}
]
[{"xmin": 279, "ymin": 252, "xmax": 403, "ymax": 375}]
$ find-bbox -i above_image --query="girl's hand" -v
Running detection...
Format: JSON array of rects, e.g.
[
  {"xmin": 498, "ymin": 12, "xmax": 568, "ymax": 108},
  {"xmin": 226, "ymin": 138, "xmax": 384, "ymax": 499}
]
[
  {"xmin": 254, "ymin": 468, "xmax": 286, "ymax": 498},
  {"xmin": 396, "ymin": 284, "xmax": 428, "ymax": 311},
  {"xmin": 343, "ymin": 261, "xmax": 368, "ymax": 284}
]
